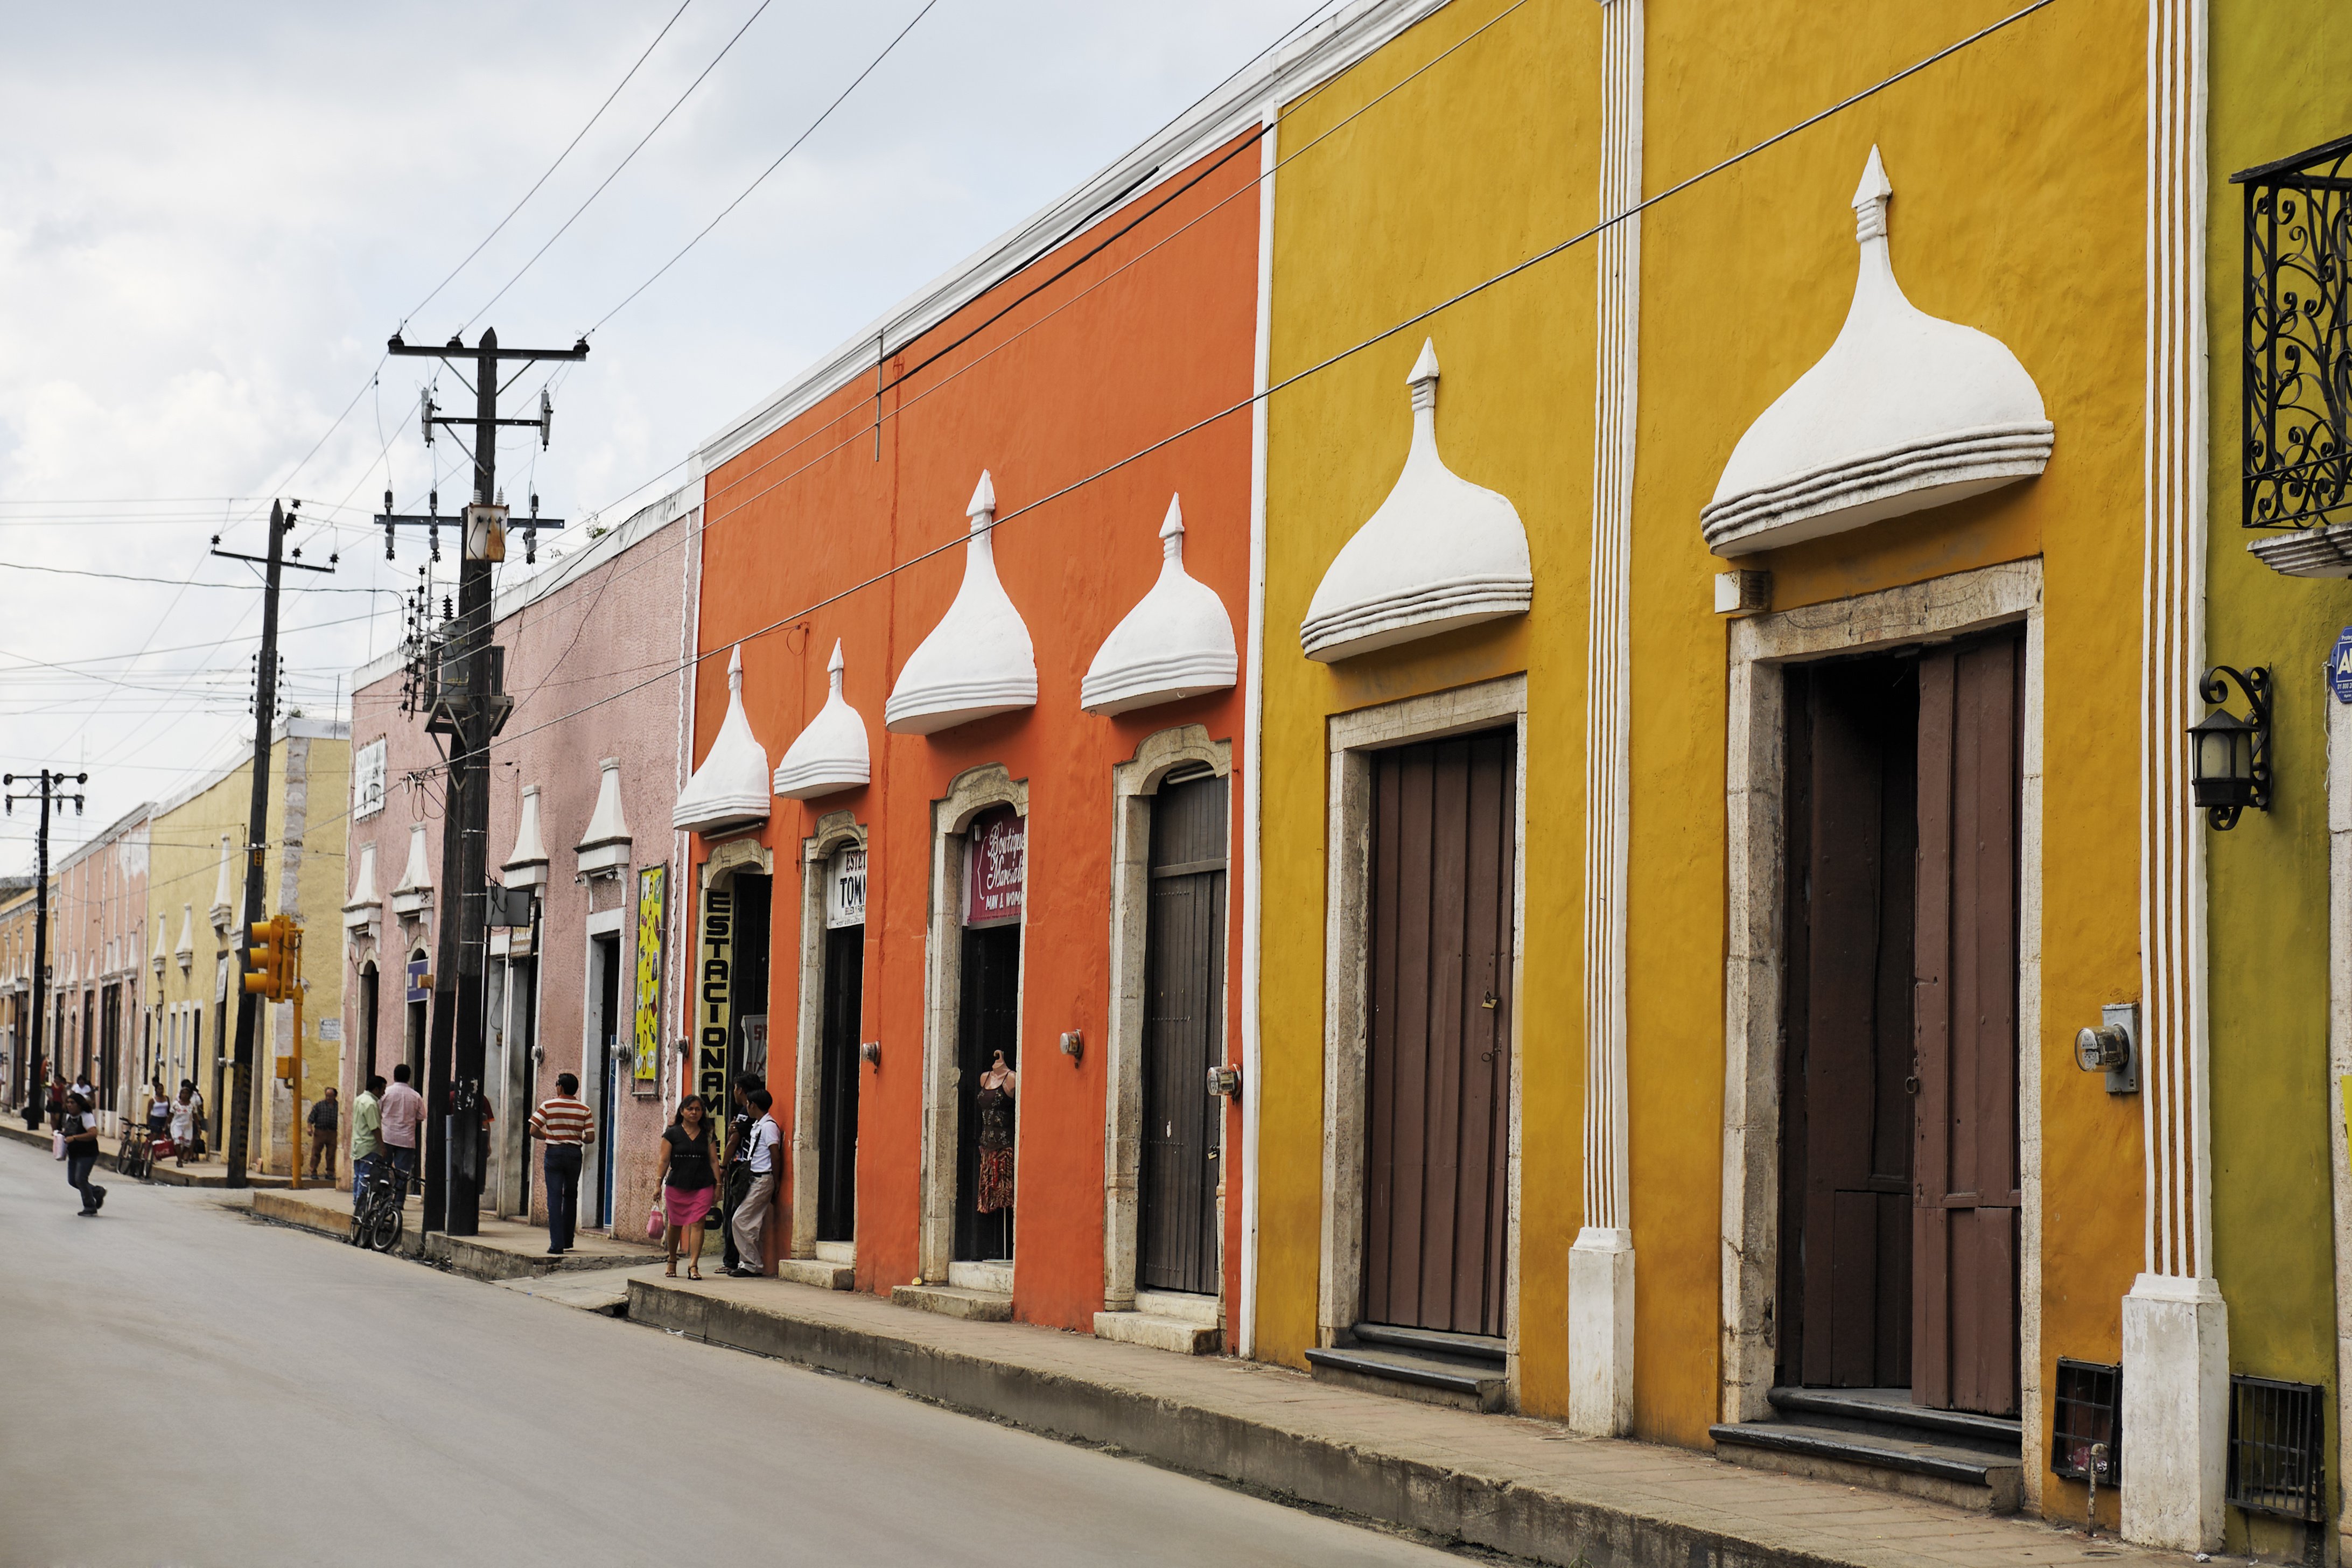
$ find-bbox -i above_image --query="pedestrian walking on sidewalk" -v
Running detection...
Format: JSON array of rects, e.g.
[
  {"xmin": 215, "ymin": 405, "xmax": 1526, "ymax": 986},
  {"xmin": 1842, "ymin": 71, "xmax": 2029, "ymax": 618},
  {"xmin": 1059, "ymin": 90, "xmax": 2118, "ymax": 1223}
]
[
  {"xmin": 45, "ymin": 1074, "xmax": 66, "ymax": 1132},
  {"xmin": 59, "ymin": 1092, "xmax": 104, "ymax": 1215},
  {"xmin": 719, "ymin": 1072, "xmax": 761, "ymax": 1272},
  {"xmin": 529, "ymin": 1073, "xmax": 594, "ymax": 1255},
  {"xmin": 69, "ymin": 1070, "xmax": 94, "ymax": 1111},
  {"xmin": 349, "ymin": 1075, "xmax": 384, "ymax": 1209},
  {"xmin": 169, "ymin": 1082, "xmax": 198, "ymax": 1167},
  {"xmin": 144, "ymin": 1079, "xmax": 171, "ymax": 1142},
  {"xmin": 378, "ymin": 1063, "xmax": 423, "ymax": 1199},
  {"xmin": 306, "ymin": 1088, "xmax": 339, "ymax": 1181},
  {"xmin": 727, "ymin": 1089, "xmax": 780, "ymax": 1277},
  {"xmin": 655, "ymin": 1094, "xmax": 718, "ymax": 1280}
]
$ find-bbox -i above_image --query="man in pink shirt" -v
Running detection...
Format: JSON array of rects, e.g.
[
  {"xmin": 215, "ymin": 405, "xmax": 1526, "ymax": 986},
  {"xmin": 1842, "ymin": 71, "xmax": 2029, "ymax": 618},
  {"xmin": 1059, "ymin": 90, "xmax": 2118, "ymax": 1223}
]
[{"xmin": 378, "ymin": 1062, "xmax": 425, "ymax": 1198}]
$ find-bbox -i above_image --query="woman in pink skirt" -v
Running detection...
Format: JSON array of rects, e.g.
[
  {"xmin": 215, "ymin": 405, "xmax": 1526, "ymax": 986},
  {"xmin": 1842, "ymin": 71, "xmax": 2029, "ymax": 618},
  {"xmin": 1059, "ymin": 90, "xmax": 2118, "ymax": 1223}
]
[{"xmin": 656, "ymin": 1094, "xmax": 719, "ymax": 1279}]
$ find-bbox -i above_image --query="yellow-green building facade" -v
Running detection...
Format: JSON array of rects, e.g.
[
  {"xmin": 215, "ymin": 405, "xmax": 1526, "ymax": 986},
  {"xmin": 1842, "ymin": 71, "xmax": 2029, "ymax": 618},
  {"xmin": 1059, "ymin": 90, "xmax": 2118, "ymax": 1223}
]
[
  {"xmin": 146, "ymin": 718, "xmax": 349, "ymax": 1174},
  {"xmin": 1243, "ymin": 0, "xmax": 2347, "ymax": 1554}
]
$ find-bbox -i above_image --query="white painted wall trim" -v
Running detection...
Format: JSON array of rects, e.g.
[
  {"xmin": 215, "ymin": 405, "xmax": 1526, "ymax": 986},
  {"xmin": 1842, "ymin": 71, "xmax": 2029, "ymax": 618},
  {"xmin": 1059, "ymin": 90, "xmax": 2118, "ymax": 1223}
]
[
  {"xmin": 2122, "ymin": 0, "xmax": 2224, "ymax": 1550},
  {"xmin": 1239, "ymin": 101, "xmax": 1277, "ymax": 1362},
  {"xmin": 1718, "ymin": 559, "xmax": 2043, "ymax": 1431},
  {"xmin": 1572, "ymin": 0, "xmax": 1643, "ymax": 1442}
]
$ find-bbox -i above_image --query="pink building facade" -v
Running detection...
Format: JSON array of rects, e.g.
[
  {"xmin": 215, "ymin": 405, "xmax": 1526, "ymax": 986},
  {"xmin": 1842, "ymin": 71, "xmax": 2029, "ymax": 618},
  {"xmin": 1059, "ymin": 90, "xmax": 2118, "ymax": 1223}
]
[
  {"xmin": 342, "ymin": 489, "xmax": 697, "ymax": 1230},
  {"xmin": 50, "ymin": 803, "xmax": 152, "ymax": 1129}
]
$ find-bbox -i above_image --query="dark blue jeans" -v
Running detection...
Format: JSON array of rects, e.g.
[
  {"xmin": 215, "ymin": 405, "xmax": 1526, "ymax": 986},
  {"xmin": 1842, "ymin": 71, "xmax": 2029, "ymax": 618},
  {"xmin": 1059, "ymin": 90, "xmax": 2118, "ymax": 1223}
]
[
  {"xmin": 65, "ymin": 1149, "xmax": 98, "ymax": 1210},
  {"xmin": 544, "ymin": 1144, "xmax": 582, "ymax": 1252}
]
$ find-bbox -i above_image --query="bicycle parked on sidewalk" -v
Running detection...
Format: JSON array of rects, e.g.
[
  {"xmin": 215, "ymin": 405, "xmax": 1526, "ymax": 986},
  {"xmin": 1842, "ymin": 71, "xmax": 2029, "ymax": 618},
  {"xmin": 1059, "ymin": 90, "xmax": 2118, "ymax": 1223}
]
[
  {"xmin": 114, "ymin": 1125, "xmax": 153, "ymax": 1182},
  {"xmin": 348, "ymin": 1160, "xmax": 406, "ymax": 1254}
]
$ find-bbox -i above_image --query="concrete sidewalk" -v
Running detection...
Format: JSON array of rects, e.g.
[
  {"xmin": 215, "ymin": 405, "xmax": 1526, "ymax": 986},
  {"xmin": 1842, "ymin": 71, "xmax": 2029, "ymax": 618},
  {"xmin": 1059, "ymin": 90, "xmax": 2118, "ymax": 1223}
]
[
  {"xmin": 249, "ymin": 1181, "xmax": 661, "ymax": 1280},
  {"xmin": 0, "ymin": 1112, "xmax": 293, "ymax": 1187},
  {"xmin": 627, "ymin": 1273, "xmax": 2185, "ymax": 1568}
]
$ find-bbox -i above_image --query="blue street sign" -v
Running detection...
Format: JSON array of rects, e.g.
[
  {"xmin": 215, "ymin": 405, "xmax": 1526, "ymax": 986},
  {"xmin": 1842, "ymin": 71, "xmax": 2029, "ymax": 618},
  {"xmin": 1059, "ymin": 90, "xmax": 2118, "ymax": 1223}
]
[
  {"xmin": 2331, "ymin": 626, "xmax": 2352, "ymax": 705},
  {"xmin": 406, "ymin": 955, "xmax": 430, "ymax": 1004}
]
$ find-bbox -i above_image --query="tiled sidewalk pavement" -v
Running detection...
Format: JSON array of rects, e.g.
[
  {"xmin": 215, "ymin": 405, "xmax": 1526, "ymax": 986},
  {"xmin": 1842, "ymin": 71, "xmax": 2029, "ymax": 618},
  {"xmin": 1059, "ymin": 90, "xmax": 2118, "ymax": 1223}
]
[{"xmin": 630, "ymin": 1273, "xmax": 2195, "ymax": 1568}]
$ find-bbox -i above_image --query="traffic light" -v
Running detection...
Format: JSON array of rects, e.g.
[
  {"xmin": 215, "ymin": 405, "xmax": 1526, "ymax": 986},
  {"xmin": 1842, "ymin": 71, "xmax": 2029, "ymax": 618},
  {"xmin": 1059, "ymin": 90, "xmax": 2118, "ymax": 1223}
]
[{"xmin": 244, "ymin": 915, "xmax": 289, "ymax": 1000}]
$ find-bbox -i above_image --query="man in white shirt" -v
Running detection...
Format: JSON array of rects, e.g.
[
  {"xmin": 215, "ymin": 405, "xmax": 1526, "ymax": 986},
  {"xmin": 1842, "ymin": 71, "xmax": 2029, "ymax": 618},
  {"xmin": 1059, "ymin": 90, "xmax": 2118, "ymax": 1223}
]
[{"xmin": 727, "ymin": 1088, "xmax": 780, "ymax": 1277}]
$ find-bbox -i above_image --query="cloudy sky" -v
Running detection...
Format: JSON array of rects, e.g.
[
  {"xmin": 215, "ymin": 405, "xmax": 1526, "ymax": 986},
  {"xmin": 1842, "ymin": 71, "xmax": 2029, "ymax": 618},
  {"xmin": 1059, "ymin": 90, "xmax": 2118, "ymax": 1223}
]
[{"xmin": 0, "ymin": 0, "xmax": 1314, "ymax": 871}]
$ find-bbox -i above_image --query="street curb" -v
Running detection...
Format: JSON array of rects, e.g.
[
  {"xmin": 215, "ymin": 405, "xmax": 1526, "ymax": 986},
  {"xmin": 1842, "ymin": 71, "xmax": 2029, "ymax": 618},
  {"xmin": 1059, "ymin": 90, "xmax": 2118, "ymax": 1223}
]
[
  {"xmin": 627, "ymin": 1278, "xmax": 1850, "ymax": 1568},
  {"xmin": 0, "ymin": 1117, "xmax": 291, "ymax": 1187},
  {"xmin": 247, "ymin": 1187, "xmax": 654, "ymax": 1282}
]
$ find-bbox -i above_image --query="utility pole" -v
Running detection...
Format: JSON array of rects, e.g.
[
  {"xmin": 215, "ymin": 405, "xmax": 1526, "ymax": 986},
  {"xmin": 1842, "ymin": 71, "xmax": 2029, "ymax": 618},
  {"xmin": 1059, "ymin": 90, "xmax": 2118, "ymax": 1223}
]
[
  {"xmin": 211, "ymin": 500, "xmax": 332, "ymax": 1187},
  {"xmin": 5, "ymin": 769, "xmax": 86, "ymax": 1120},
  {"xmin": 381, "ymin": 327, "xmax": 583, "ymax": 1235}
]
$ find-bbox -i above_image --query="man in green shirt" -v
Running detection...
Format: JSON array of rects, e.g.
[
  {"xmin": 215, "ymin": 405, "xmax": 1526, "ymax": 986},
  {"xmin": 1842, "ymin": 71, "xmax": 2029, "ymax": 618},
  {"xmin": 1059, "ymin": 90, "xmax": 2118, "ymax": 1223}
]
[{"xmin": 349, "ymin": 1074, "xmax": 384, "ymax": 1210}]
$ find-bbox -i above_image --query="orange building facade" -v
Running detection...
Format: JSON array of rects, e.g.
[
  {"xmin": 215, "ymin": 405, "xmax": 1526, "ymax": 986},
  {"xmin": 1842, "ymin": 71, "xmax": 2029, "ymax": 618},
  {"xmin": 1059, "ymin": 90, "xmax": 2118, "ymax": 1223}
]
[{"xmin": 679, "ymin": 122, "xmax": 1265, "ymax": 1339}]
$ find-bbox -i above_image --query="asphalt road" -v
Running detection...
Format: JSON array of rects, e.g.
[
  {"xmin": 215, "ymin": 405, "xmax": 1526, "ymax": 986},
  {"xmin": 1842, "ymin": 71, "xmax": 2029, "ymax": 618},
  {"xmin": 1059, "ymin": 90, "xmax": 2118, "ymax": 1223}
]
[{"xmin": 0, "ymin": 1136, "xmax": 1460, "ymax": 1567}]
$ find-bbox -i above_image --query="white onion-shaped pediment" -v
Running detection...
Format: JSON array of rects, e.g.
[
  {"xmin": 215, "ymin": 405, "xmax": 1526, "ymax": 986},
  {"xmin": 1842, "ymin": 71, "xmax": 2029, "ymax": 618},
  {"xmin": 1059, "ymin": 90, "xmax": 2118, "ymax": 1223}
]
[
  {"xmin": 674, "ymin": 645, "xmax": 771, "ymax": 835},
  {"xmin": 1301, "ymin": 340, "xmax": 1531, "ymax": 661},
  {"xmin": 774, "ymin": 640, "xmax": 872, "ymax": 799},
  {"xmin": 1081, "ymin": 494, "xmax": 1237, "ymax": 716},
  {"xmin": 886, "ymin": 471, "xmax": 1038, "ymax": 734},
  {"xmin": 1702, "ymin": 148, "xmax": 2052, "ymax": 557}
]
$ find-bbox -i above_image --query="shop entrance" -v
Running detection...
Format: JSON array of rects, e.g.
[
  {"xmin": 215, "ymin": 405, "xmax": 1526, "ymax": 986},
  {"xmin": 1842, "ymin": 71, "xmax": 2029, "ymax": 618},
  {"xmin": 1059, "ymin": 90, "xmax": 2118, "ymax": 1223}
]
[
  {"xmin": 816, "ymin": 922, "xmax": 862, "ymax": 1244},
  {"xmin": 591, "ymin": 930, "xmax": 620, "ymax": 1228},
  {"xmin": 1137, "ymin": 771, "xmax": 1227, "ymax": 1297},
  {"xmin": 1361, "ymin": 729, "xmax": 1515, "ymax": 1339},
  {"xmin": 953, "ymin": 807, "xmax": 1024, "ymax": 1266},
  {"xmin": 1777, "ymin": 631, "xmax": 2021, "ymax": 1416}
]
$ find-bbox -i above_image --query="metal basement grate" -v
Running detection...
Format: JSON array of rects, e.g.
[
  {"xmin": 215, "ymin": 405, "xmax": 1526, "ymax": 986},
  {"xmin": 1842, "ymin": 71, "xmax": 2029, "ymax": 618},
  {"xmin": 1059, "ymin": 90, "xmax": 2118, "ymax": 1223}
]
[
  {"xmin": 2227, "ymin": 1375, "xmax": 2327, "ymax": 1522},
  {"xmin": 2050, "ymin": 1359, "xmax": 2123, "ymax": 1482}
]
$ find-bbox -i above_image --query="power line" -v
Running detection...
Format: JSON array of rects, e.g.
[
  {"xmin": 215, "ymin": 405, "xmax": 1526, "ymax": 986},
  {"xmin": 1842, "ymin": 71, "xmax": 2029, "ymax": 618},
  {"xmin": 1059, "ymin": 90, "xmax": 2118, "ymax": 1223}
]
[
  {"xmin": 586, "ymin": 0, "xmax": 942, "ymax": 337},
  {"xmin": 401, "ymin": 0, "xmax": 697, "ymax": 330},
  {"xmin": 459, "ymin": 0, "xmax": 778, "ymax": 332},
  {"xmin": 425, "ymin": 0, "xmax": 2065, "ymax": 772}
]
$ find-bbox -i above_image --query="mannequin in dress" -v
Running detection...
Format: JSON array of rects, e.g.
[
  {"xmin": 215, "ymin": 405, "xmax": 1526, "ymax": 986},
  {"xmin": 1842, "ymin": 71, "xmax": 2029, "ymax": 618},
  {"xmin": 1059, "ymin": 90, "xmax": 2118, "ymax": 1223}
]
[{"xmin": 974, "ymin": 1050, "xmax": 1019, "ymax": 1226}]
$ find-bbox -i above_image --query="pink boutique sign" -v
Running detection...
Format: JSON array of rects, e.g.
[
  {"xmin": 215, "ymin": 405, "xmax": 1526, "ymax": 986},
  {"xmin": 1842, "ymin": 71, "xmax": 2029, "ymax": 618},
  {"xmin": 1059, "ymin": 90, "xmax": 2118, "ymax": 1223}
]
[{"xmin": 964, "ymin": 810, "xmax": 1025, "ymax": 927}]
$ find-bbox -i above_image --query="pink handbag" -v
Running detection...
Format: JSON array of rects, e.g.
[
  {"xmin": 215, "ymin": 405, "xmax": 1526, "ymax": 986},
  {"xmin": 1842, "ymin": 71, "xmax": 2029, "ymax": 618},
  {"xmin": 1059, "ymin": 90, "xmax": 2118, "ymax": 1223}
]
[
  {"xmin": 52, "ymin": 1131, "xmax": 65, "ymax": 1160},
  {"xmin": 646, "ymin": 1200, "xmax": 666, "ymax": 1240}
]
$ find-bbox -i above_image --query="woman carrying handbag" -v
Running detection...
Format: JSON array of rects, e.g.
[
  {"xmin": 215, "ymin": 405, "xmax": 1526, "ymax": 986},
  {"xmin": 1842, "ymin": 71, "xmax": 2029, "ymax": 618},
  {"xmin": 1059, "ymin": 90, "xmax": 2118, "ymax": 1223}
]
[{"xmin": 654, "ymin": 1094, "xmax": 718, "ymax": 1280}]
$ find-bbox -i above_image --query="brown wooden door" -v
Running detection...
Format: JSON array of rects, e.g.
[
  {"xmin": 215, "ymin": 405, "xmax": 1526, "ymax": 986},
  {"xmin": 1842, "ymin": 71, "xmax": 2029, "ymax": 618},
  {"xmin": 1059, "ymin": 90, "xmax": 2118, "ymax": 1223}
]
[
  {"xmin": 1139, "ymin": 772, "xmax": 1228, "ymax": 1296},
  {"xmin": 1779, "ymin": 659, "xmax": 1917, "ymax": 1390},
  {"xmin": 1363, "ymin": 729, "xmax": 1515, "ymax": 1337},
  {"xmin": 1912, "ymin": 633, "xmax": 2023, "ymax": 1416}
]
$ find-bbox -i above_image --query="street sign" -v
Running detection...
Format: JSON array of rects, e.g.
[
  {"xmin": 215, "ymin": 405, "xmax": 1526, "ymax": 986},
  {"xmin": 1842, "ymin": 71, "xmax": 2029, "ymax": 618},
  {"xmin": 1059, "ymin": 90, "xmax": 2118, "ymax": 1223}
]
[{"xmin": 2329, "ymin": 626, "xmax": 2352, "ymax": 704}]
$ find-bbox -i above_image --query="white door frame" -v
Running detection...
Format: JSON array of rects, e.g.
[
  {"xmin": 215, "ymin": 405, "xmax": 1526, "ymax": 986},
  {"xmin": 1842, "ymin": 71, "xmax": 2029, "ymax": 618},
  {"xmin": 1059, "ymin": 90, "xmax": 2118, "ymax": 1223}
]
[{"xmin": 793, "ymin": 809, "xmax": 866, "ymax": 1261}]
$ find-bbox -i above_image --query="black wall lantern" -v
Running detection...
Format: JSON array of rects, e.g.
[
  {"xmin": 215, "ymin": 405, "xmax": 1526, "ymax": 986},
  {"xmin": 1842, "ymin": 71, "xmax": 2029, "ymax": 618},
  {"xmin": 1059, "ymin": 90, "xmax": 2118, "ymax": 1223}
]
[{"xmin": 2188, "ymin": 665, "xmax": 2271, "ymax": 829}]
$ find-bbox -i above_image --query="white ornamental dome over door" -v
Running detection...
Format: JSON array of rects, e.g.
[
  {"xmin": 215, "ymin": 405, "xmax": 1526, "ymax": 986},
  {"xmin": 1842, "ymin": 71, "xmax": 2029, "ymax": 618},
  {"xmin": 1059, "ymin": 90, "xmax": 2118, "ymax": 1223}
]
[
  {"xmin": 1300, "ymin": 340, "xmax": 1531, "ymax": 662},
  {"xmin": 1702, "ymin": 146, "xmax": 2053, "ymax": 557},
  {"xmin": 1081, "ymin": 494, "xmax": 1236, "ymax": 716},
  {"xmin": 886, "ymin": 472, "xmax": 1038, "ymax": 734}
]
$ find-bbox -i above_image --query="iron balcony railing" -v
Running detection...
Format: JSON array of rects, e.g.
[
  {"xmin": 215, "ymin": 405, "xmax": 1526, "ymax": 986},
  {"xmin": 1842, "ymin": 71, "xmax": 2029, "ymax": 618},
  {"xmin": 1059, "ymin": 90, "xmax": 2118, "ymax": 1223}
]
[{"xmin": 2235, "ymin": 132, "xmax": 2352, "ymax": 530}]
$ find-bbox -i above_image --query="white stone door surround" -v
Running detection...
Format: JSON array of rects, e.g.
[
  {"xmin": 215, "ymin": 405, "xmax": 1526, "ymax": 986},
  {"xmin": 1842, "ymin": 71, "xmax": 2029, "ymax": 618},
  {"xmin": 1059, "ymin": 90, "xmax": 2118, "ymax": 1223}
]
[
  {"xmin": 1318, "ymin": 674, "xmax": 1528, "ymax": 1393},
  {"xmin": 792, "ymin": 809, "xmax": 865, "ymax": 1261},
  {"xmin": 1719, "ymin": 558, "xmax": 2045, "ymax": 1497},
  {"xmin": 919, "ymin": 763, "xmax": 1030, "ymax": 1286},
  {"xmin": 1101, "ymin": 723, "xmax": 1234, "ymax": 1315}
]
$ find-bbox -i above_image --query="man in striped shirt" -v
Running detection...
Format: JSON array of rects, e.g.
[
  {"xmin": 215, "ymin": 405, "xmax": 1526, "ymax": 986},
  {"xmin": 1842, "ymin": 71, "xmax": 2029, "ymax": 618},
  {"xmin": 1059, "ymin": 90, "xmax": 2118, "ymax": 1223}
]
[{"xmin": 528, "ymin": 1074, "xmax": 596, "ymax": 1255}]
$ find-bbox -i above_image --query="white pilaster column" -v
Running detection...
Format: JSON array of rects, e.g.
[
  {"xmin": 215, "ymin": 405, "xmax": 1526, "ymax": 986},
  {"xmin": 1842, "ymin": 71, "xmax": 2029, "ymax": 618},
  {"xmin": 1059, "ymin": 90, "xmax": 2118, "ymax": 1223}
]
[
  {"xmin": 2122, "ymin": 0, "xmax": 2227, "ymax": 1551},
  {"xmin": 1569, "ymin": 0, "xmax": 1642, "ymax": 1440}
]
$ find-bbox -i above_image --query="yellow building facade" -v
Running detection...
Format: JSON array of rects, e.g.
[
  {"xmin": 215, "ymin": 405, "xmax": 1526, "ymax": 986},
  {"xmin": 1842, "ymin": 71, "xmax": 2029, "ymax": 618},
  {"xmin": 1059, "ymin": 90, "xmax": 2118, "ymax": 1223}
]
[
  {"xmin": 1248, "ymin": 0, "xmax": 2343, "ymax": 1552},
  {"xmin": 146, "ymin": 719, "xmax": 349, "ymax": 1175}
]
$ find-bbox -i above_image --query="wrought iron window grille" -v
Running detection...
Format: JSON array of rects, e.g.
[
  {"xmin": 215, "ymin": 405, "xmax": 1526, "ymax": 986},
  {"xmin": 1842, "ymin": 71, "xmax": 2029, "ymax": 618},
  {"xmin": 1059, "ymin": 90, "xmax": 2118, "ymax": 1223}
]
[
  {"xmin": 2225, "ymin": 1374, "xmax": 2326, "ymax": 1523},
  {"xmin": 2235, "ymin": 132, "xmax": 2352, "ymax": 530},
  {"xmin": 2050, "ymin": 1359, "xmax": 2123, "ymax": 1483}
]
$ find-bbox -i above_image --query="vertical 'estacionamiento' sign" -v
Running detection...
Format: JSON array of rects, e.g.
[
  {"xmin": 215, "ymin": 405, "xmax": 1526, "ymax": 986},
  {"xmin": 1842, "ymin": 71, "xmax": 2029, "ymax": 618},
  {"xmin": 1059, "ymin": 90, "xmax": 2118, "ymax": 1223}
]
[{"xmin": 699, "ymin": 885, "xmax": 731, "ymax": 1110}]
